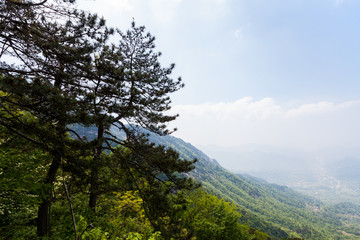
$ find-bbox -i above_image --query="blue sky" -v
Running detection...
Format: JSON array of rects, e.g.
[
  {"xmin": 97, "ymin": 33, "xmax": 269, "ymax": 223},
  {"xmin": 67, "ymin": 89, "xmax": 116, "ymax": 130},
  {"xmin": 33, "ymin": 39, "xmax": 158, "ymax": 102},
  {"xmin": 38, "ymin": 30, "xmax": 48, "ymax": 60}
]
[{"xmin": 78, "ymin": 0, "xmax": 360, "ymax": 151}]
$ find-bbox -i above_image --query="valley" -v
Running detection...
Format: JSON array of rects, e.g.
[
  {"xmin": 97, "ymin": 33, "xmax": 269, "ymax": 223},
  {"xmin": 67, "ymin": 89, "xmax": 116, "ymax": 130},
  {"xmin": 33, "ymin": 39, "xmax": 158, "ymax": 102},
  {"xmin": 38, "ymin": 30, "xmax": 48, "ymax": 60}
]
[{"xmin": 199, "ymin": 144, "xmax": 360, "ymax": 204}]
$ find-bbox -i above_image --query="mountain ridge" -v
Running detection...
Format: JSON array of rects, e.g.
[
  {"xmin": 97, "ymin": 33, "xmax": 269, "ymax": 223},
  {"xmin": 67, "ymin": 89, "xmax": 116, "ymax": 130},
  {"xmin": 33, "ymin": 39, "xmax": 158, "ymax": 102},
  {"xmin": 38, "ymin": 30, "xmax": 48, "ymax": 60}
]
[
  {"xmin": 72, "ymin": 125, "xmax": 360, "ymax": 239},
  {"xmin": 144, "ymin": 131, "xmax": 360, "ymax": 239}
]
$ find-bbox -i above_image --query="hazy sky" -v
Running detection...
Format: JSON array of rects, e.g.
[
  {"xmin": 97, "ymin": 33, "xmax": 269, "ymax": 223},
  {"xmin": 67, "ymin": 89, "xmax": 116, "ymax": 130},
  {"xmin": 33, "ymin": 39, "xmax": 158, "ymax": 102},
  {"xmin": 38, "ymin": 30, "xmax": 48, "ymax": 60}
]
[{"xmin": 78, "ymin": 0, "xmax": 360, "ymax": 150}]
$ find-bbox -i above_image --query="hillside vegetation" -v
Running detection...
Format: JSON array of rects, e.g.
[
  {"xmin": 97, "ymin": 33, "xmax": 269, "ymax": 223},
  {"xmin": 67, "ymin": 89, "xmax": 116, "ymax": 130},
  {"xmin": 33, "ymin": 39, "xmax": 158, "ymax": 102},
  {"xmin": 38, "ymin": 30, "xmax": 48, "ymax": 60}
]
[{"xmin": 144, "ymin": 130, "xmax": 360, "ymax": 240}]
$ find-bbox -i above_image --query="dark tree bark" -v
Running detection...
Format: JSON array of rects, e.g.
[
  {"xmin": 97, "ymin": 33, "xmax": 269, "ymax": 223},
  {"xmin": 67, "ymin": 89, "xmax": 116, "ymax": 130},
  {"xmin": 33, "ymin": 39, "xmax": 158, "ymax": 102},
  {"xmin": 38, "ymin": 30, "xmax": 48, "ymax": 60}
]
[
  {"xmin": 89, "ymin": 122, "xmax": 104, "ymax": 211},
  {"xmin": 37, "ymin": 153, "xmax": 61, "ymax": 236}
]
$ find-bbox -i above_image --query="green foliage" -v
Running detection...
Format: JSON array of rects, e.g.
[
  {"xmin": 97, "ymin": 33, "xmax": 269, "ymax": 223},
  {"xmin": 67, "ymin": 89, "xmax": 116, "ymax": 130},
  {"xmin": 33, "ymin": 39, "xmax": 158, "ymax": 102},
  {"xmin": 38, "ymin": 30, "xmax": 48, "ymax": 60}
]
[
  {"xmin": 97, "ymin": 191, "xmax": 153, "ymax": 238},
  {"xmin": 0, "ymin": 0, "xmax": 194, "ymax": 238},
  {"xmin": 0, "ymin": 125, "xmax": 48, "ymax": 239},
  {"xmin": 125, "ymin": 232, "xmax": 163, "ymax": 240},
  {"xmin": 182, "ymin": 189, "xmax": 269, "ymax": 240},
  {"xmin": 143, "ymin": 131, "xmax": 360, "ymax": 240}
]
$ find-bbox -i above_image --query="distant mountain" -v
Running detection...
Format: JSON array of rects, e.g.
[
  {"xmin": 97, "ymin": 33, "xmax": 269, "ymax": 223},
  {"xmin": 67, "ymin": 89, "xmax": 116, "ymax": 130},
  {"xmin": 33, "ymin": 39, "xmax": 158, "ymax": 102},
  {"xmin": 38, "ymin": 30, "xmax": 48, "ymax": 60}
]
[
  {"xmin": 326, "ymin": 158, "xmax": 360, "ymax": 182},
  {"xmin": 143, "ymin": 131, "xmax": 360, "ymax": 240},
  {"xmin": 200, "ymin": 144, "xmax": 360, "ymax": 205},
  {"xmin": 72, "ymin": 125, "xmax": 360, "ymax": 239}
]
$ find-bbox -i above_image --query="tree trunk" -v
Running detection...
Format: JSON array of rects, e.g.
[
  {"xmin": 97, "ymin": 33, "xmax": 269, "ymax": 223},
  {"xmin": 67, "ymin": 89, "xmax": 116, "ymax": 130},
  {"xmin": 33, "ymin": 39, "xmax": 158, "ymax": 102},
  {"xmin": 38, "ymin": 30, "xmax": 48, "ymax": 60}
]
[
  {"xmin": 89, "ymin": 122, "xmax": 104, "ymax": 211},
  {"xmin": 37, "ymin": 73, "xmax": 65, "ymax": 236},
  {"xmin": 37, "ymin": 153, "xmax": 61, "ymax": 237}
]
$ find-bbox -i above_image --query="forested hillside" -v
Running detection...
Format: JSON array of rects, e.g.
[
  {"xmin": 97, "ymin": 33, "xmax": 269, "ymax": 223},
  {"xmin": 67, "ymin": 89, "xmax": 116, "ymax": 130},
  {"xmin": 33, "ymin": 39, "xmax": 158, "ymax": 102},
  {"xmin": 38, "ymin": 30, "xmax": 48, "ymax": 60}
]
[{"xmin": 143, "ymin": 130, "xmax": 360, "ymax": 240}]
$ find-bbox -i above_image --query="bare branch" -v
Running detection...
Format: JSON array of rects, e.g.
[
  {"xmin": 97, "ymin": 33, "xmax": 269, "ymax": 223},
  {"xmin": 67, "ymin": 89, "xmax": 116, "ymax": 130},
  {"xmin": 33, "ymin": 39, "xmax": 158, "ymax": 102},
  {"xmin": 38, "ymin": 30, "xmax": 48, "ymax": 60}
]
[
  {"xmin": 78, "ymin": 224, "xmax": 95, "ymax": 239},
  {"xmin": 66, "ymin": 128, "xmax": 84, "ymax": 142},
  {"xmin": 0, "ymin": 119, "xmax": 44, "ymax": 147},
  {"xmin": 63, "ymin": 180, "xmax": 77, "ymax": 240}
]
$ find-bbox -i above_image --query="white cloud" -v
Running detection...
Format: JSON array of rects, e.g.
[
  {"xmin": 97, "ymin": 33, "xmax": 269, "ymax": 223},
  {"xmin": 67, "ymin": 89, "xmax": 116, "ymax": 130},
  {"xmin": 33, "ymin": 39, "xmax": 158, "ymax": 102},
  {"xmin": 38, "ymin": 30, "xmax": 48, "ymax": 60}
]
[
  {"xmin": 287, "ymin": 101, "xmax": 334, "ymax": 117},
  {"xmin": 173, "ymin": 97, "xmax": 282, "ymax": 120},
  {"xmin": 170, "ymin": 98, "xmax": 360, "ymax": 149},
  {"xmin": 286, "ymin": 100, "xmax": 360, "ymax": 117},
  {"xmin": 173, "ymin": 97, "xmax": 359, "ymax": 120}
]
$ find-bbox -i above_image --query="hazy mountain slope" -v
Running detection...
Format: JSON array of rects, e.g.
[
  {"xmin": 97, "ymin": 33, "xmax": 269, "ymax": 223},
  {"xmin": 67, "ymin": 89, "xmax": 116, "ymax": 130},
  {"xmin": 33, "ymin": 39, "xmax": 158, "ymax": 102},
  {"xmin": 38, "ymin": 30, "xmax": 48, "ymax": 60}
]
[
  {"xmin": 144, "ymin": 132, "xmax": 360, "ymax": 240},
  {"xmin": 72, "ymin": 125, "xmax": 360, "ymax": 239},
  {"xmin": 201, "ymin": 144, "xmax": 360, "ymax": 205}
]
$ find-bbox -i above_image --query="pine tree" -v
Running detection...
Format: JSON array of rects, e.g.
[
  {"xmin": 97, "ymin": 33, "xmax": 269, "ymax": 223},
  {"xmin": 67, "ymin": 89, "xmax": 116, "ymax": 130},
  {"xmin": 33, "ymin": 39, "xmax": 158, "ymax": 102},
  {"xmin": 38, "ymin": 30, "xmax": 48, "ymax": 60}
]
[
  {"xmin": 0, "ymin": 0, "xmax": 112, "ymax": 236},
  {"xmin": 1, "ymin": 1, "xmax": 196, "ymax": 238},
  {"xmin": 85, "ymin": 21, "xmax": 187, "ymax": 211}
]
